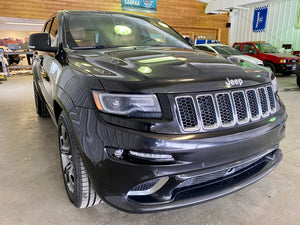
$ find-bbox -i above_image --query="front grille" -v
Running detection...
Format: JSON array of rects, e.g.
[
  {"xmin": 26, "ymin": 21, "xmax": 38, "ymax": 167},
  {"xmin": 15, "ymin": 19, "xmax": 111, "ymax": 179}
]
[
  {"xmin": 197, "ymin": 95, "xmax": 218, "ymax": 129},
  {"xmin": 267, "ymin": 86, "xmax": 276, "ymax": 113},
  {"xmin": 216, "ymin": 93, "xmax": 234, "ymax": 127},
  {"xmin": 232, "ymin": 91, "xmax": 249, "ymax": 124},
  {"xmin": 257, "ymin": 87, "xmax": 269, "ymax": 117},
  {"xmin": 246, "ymin": 89, "xmax": 260, "ymax": 121},
  {"xmin": 175, "ymin": 96, "xmax": 199, "ymax": 131},
  {"xmin": 288, "ymin": 59, "xmax": 297, "ymax": 63},
  {"xmin": 176, "ymin": 155, "xmax": 263, "ymax": 189},
  {"xmin": 176, "ymin": 170, "xmax": 226, "ymax": 188},
  {"xmin": 176, "ymin": 85, "xmax": 277, "ymax": 132}
]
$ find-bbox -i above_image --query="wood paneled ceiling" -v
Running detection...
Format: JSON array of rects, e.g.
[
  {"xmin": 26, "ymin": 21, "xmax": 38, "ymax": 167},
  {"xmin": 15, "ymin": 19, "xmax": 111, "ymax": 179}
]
[{"xmin": 0, "ymin": 0, "xmax": 229, "ymax": 43}]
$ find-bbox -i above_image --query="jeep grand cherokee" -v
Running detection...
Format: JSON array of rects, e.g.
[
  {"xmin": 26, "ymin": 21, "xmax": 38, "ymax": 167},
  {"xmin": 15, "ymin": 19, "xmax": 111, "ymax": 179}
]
[{"xmin": 29, "ymin": 10, "xmax": 286, "ymax": 213}]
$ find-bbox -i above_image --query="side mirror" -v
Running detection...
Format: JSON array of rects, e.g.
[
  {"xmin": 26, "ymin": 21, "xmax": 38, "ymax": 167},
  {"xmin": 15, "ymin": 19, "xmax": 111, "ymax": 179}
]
[
  {"xmin": 184, "ymin": 36, "xmax": 194, "ymax": 46},
  {"xmin": 29, "ymin": 33, "xmax": 58, "ymax": 52},
  {"xmin": 248, "ymin": 50, "xmax": 254, "ymax": 54}
]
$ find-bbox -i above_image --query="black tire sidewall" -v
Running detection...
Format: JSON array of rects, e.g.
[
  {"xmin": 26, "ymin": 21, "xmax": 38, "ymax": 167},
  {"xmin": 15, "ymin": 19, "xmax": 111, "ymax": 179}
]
[
  {"xmin": 58, "ymin": 111, "xmax": 83, "ymax": 207},
  {"xmin": 264, "ymin": 62, "xmax": 275, "ymax": 73},
  {"xmin": 33, "ymin": 84, "xmax": 42, "ymax": 115},
  {"xmin": 297, "ymin": 77, "xmax": 300, "ymax": 88}
]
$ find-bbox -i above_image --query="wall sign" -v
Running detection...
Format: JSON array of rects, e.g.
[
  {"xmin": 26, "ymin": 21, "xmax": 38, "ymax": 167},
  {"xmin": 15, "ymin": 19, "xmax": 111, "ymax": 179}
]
[
  {"xmin": 253, "ymin": 5, "xmax": 268, "ymax": 32},
  {"xmin": 295, "ymin": 0, "xmax": 300, "ymax": 29},
  {"xmin": 121, "ymin": 0, "xmax": 157, "ymax": 13}
]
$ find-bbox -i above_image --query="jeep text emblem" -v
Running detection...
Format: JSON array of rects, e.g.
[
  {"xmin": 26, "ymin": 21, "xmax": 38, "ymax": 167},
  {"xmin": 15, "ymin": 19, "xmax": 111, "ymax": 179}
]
[{"xmin": 225, "ymin": 78, "xmax": 243, "ymax": 87}]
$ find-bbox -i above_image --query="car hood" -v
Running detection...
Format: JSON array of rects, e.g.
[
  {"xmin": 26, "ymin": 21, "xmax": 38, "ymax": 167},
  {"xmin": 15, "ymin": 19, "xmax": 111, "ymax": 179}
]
[
  {"xmin": 230, "ymin": 55, "xmax": 263, "ymax": 65},
  {"xmin": 264, "ymin": 53, "xmax": 300, "ymax": 59},
  {"xmin": 68, "ymin": 47, "xmax": 272, "ymax": 93}
]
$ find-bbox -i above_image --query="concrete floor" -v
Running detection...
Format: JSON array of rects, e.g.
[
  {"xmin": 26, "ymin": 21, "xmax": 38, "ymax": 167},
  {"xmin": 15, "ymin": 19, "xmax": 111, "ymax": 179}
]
[{"xmin": 0, "ymin": 74, "xmax": 299, "ymax": 225}]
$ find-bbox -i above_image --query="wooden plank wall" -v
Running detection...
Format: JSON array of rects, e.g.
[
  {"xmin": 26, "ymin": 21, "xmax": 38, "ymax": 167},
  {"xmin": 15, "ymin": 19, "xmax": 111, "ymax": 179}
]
[{"xmin": 0, "ymin": 0, "xmax": 229, "ymax": 44}]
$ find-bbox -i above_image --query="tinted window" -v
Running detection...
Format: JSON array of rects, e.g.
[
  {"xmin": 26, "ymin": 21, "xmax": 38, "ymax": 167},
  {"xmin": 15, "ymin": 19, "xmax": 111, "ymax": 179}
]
[
  {"xmin": 233, "ymin": 44, "xmax": 241, "ymax": 51},
  {"xmin": 255, "ymin": 43, "xmax": 279, "ymax": 53},
  {"xmin": 65, "ymin": 13, "xmax": 192, "ymax": 50},
  {"xmin": 241, "ymin": 44, "xmax": 257, "ymax": 54},
  {"xmin": 212, "ymin": 46, "xmax": 243, "ymax": 56}
]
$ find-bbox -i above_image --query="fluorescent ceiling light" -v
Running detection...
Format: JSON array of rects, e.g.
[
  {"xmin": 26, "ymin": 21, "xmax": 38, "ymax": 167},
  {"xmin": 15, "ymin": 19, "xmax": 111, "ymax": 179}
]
[{"xmin": 4, "ymin": 22, "xmax": 44, "ymax": 26}]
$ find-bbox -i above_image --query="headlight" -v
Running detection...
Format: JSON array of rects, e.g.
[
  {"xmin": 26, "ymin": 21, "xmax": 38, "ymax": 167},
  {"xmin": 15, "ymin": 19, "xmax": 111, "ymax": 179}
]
[
  {"xmin": 279, "ymin": 59, "xmax": 287, "ymax": 63},
  {"xmin": 271, "ymin": 76, "xmax": 278, "ymax": 93},
  {"xmin": 92, "ymin": 91, "xmax": 161, "ymax": 117}
]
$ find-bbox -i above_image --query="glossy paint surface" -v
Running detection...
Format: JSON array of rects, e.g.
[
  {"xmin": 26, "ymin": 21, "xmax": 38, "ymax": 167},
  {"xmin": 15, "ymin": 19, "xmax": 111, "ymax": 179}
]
[{"xmin": 31, "ymin": 10, "xmax": 287, "ymax": 213}]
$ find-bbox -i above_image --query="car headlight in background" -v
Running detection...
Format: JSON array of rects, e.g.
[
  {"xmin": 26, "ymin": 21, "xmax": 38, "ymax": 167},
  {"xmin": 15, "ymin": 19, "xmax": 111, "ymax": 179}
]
[{"xmin": 92, "ymin": 91, "xmax": 161, "ymax": 117}]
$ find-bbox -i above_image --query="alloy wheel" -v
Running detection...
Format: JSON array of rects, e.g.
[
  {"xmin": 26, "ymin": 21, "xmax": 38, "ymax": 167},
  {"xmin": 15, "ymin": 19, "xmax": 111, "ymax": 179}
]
[{"xmin": 59, "ymin": 124, "xmax": 75, "ymax": 193}]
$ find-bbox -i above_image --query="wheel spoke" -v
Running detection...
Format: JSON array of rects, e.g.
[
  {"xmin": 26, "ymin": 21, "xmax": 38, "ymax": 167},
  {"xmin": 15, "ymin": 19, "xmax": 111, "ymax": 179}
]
[
  {"xmin": 60, "ymin": 144, "xmax": 70, "ymax": 154},
  {"xmin": 64, "ymin": 161, "xmax": 75, "ymax": 193},
  {"xmin": 59, "ymin": 123, "xmax": 75, "ymax": 193}
]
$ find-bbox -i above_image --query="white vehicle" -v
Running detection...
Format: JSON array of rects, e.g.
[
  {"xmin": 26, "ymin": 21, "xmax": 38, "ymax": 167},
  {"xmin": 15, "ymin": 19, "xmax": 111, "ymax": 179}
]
[{"xmin": 195, "ymin": 44, "xmax": 264, "ymax": 66}]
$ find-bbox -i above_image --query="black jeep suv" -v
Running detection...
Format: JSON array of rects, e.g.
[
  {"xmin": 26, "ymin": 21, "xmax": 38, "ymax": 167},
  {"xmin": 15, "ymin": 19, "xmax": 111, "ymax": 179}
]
[{"xmin": 29, "ymin": 10, "xmax": 286, "ymax": 213}]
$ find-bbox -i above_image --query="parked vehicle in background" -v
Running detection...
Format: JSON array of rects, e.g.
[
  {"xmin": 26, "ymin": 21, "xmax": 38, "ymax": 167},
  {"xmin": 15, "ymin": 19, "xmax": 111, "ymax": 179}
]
[
  {"xmin": 195, "ymin": 44, "xmax": 264, "ymax": 66},
  {"xmin": 29, "ymin": 10, "xmax": 286, "ymax": 213},
  {"xmin": 233, "ymin": 42, "xmax": 300, "ymax": 75},
  {"xmin": 296, "ymin": 66, "xmax": 300, "ymax": 87}
]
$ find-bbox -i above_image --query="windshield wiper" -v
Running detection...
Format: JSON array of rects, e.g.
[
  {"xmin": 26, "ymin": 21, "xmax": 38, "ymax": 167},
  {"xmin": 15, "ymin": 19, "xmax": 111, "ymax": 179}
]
[
  {"xmin": 95, "ymin": 45, "xmax": 120, "ymax": 49},
  {"xmin": 72, "ymin": 45, "xmax": 117, "ymax": 50},
  {"xmin": 72, "ymin": 46, "xmax": 97, "ymax": 50}
]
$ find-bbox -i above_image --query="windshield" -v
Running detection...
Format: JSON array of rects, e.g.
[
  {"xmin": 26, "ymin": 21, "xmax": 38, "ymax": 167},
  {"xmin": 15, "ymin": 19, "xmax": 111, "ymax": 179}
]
[
  {"xmin": 255, "ymin": 43, "xmax": 279, "ymax": 53},
  {"xmin": 65, "ymin": 13, "xmax": 192, "ymax": 50},
  {"xmin": 212, "ymin": 46, "xmax": 243, "ymax": 56}
]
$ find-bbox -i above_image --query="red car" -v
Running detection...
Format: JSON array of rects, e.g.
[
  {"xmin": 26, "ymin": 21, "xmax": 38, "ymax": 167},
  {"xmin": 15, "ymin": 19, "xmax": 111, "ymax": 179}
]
[{"xmin": 233, "ymin": 42, "xmax": 300, "ymax": 75}]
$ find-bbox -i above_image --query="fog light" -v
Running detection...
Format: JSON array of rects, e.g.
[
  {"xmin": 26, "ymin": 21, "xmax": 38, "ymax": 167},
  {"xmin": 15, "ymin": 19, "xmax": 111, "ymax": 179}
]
[
  {"xmin": 114, "ymin": 149, "xmax": 124, "ymax": 158},
  {"xmin": 129, "ymin": 151, "xmax": 174, "ymax": 160}
]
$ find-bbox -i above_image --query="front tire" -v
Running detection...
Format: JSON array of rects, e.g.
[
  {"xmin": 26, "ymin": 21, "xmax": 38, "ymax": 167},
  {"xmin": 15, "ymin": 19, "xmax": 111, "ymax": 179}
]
[
  {"xmin": 264, "ymin": 62, "xmax": 275, "ymax": 73},
  {"xmin": 297, "ymin": 77, "xmax": 300, "ymax": 88},
  {"xmin": 58, "ymin": 111, "xmax": 101, "ymax": 208}
]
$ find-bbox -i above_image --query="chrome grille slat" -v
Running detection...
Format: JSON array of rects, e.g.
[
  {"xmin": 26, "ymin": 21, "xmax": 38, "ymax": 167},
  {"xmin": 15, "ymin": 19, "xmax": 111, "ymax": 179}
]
[
  {"xmin": 176, "ymin": 84, "xmax": 277, "ymax": 132},
  {"xmin": 246, "ymin": 89, "xmax": 261, "ymax": 121},
  {"xmin": 216, "ymin": 93, "xmax": 235, "ymax": 127},
  {"xmin": 257, "ymin": 87, "xmax": 270, "ymax": 117},
  {"xmin": 175, "ymin": 96, "xmax": 199, "ymax": 131},
  {"xmin": 232, "ymin": 91, "xmax": 249, "ymax": 124},
  {"xmin": 197, "ymin": 94, "xmax": 218, "ymax": 129},
  {"xmin": 266, "ymin": 85, "xmax": 276, "ymax": 113}
]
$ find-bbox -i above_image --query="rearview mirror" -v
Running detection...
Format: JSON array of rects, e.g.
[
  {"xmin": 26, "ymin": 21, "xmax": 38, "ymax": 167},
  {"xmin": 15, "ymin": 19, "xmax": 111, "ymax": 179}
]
[
  {"xmin": 29, "ymin": 33, "xmax": 58, "ymax": 52},
  {"xmin": 248, "ymin": 50, "xmax": 254, "ymax": 54}
]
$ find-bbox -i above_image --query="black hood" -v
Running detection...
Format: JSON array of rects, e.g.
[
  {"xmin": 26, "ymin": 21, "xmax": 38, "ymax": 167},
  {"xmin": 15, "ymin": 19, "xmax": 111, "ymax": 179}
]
[{"xmin": 68, "ymin": 47, "xmax": 271, "ymax": 93}]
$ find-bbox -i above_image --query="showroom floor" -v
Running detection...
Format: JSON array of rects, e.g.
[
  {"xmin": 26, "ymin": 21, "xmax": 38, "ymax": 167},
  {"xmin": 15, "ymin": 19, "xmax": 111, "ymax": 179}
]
[{"xmin": 0, "ymin": 74, "xmax": 299, "ymax": 225}]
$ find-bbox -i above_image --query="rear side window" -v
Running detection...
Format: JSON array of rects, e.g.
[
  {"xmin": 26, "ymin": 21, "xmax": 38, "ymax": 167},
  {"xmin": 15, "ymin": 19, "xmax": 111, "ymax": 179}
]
[
  {"xmin": 241, "ymin": 44, "xmax": 257, "ymax": 54},
  {"xmin": 233, "ymin": 44, "xmax": 241, "ymax": 51}
]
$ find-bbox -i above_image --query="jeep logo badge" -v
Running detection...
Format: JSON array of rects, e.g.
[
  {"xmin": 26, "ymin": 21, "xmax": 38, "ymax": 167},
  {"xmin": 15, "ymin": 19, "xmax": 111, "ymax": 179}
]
[{"xmin": 225, "ymin": 78, "xmax": 243, "ymax": 87}]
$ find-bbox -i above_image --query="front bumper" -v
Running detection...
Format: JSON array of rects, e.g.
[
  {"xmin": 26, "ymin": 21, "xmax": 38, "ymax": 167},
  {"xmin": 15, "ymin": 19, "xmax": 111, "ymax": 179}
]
[
  {"xmin": 276, "ymin": 63, "xmax": 297, "ymax": 73},
  {"xmin": 68, "ymin": 103, "xmax": 286, "ymax": 213},
  {"xmin": 105, "ymin": 148, "xmax": 282, "ymax": 213}
]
